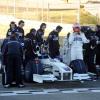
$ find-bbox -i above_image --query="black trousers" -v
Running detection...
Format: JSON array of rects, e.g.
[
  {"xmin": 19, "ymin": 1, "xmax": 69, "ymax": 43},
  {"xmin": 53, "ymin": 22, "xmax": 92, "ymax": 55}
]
[
  {"xmin": 96, "ymin": 45, "xmax": 100, "ymax": 65},
  {"xmin": 49, "ymin": 49, "xmax": 60, "ymax": 59},
  {"xmin": 84, "ymin": 48, "xmax": 97, "ymax": 74},
  {"xmin": 6, "ymin": 54, "xmax": 22, "ymax": 85}
]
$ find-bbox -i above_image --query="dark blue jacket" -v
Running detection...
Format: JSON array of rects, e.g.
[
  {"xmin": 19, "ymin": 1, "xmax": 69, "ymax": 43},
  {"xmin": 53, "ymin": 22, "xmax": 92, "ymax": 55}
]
[
  {"xmin": 16, "ymin": 26, "xmax": 24, "ymax": 39},
  {"xmin": 4, "ymin": 38, "xmax": 23, "ymax": 57},
  {"xmin": 1, "ymin": 38, "xmax": 10, "ymax": 65},
  {"xmin": 47, "ymin": 30, "xmax": 60, "ymax": 51},
  {"xmin": 36, "ymin": 29, "xmax": 44, "ymax": 46},
  {"xmin": 6, "ymin": 27, "xmax": 17, "ymax": 37},
  {"xmin": 47, "ymin": 30, "xmax": 60, "ymax": 58},
  {"xmin": 1, "ymin": 38, "xmax": 10, "ymax": 54}
]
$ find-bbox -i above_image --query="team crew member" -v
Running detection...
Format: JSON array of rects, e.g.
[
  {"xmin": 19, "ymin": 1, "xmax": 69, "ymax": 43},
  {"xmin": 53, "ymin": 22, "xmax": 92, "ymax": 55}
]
[
  {"xmin": 69, "ymin": 23, "xmax": 89, "ymax": 61},
  {"xmin": 16, "ymin": 20, "xmax": 25, "ymax": 39},
  {"xmin": 25, "ymin": 28, "xmax": 37, "ymax": 50},
  {"xmin": 24, "ymin": 38, "xmax": 38, "ymax": 66},
  {"xmin": 47, "ymin": 25, "xmax": 62, "ymax": 59},
  {"xmin": 6, "ymin": 21, "xmax": 17, "ymax": 37},
  {"xmin": 96, "ymin": 25, "xmax": 100, "ymax": 67},
  {"xmin": 25, "ymin": 28, "xmax": 37, "ymax": 45},
  {"xmin": 36, "ymin": 23, "xmax": 46, "ymax": 46},
  {"xmin": 26, "ymin": 28, "xmax": 36, "ymax": 41},
  {"xmin": 3, "ymin": 33, "xmax": 24, "ymax": 88},
  {"xmin": 25, "ymin": 28, "xmax": 37, "ymax": 62},
  {"xmin": 62, "ymin": 33, "xmax": 71, "ymax": 65}
]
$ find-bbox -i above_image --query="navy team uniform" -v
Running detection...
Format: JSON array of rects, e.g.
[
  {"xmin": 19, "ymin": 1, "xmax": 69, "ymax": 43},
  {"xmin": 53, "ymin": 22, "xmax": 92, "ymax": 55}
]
[
  {"xmin": 1, "ymin": 38, "xmax": 10, "ymax": 62},
  {"xmin": 24, "ymin": 38, "xmax": 37, "ymax": 66},
  {"xmin": 36, "ymin": 23, "xmax": 46, "ymax": 46},
  {"xmin": 16, "ymin": 26, "xmax": 25, "ymax": 46},
  {"xmin": 47, "ymin": 30, "xmax": 60, "ymax": 58},
  {"xmin": 6, "ymin": 21, "xmax": 17, "ymax": 37},
  {"xmin": 16, "ymin": 26, "xmax": 24, "ymax": 38},
  {"xmin": 6, "ymin": 28, "xmax": 16, "ymax": 37},
  {"xmin": 36, "ymin": 29, "xmax": 44, "ymax": 46},
  {"xmin": 3, "ymin": 36, "xmax": 24, "ymax": 87}
]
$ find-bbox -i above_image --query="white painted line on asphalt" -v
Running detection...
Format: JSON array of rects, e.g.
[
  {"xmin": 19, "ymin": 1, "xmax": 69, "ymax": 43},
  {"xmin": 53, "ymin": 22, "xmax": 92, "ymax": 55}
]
[
  {"xmin": 74, "ymin": 88, "xmax": 89, "ymax": 91},
  {"xmin": 62, "ymin": 90, "xmax": 78, "ymax": 94},
  {"xmin": 32, "ymin": 92, "xmax": 48, "ymax": 95},
  {"xmin": 91, "ymin": 90, "xmax": 100, "ymax": 92},
  {"xmin": 43, "ymin": 89, "xmax": 60, "ymax": 93},
  {"xmin": 0, "ymin": 88, "xmax": 100, "ymax": 96},
  {"xmin": 13, "ymin": 90, "xmax": 31, "ymax": 93},
  {"xmin": 0, "ymin": 93, "xmax": 16, "ymax": 96}
]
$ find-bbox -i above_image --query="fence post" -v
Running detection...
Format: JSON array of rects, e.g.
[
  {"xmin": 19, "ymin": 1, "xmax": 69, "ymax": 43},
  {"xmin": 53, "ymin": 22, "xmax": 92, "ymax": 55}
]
[
  {"xmin": 61, "ymin": 12, "xmax": 63, "ymax": 24},
  {"xmin": 77, "ymin": 0, "xmax": 80, "ymax": 24},
  {"xmin": 47, "ymin": 2, "xmax": 50, "ymax": 22},
  {"xmin": 41, "ymin": 0, "xmax": 44, "ymax": 21},
  {"xmin": 13, "ymin": 0, "xmax": 16, "ymax": 17}
]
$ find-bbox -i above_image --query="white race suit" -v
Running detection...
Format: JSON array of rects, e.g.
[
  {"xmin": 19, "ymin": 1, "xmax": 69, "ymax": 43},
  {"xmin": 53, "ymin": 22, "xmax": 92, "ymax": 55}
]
[{"xmin": 69, "ymin": 32, "xmax": 89, "ymax": 61}]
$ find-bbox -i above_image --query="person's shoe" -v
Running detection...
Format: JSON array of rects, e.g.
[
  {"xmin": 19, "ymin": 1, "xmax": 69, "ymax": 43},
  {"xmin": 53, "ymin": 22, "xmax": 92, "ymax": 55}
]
[
  {"xmin": 3, "ymin": 84, "xmax": 11, "ymax": 88},
  {"xmin": 18, "ymin": 84, "xmax": 25, "ymax": 88}
]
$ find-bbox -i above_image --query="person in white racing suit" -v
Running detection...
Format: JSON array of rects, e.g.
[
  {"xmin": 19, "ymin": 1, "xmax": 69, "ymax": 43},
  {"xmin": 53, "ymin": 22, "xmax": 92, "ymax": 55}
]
[
  {"xmin": 69, "ymin": 23, "xmax": 89, "ymax": 61},
  {"xmin": 62, "ymin": 33, "xmax": 71, "ymax": 65}
]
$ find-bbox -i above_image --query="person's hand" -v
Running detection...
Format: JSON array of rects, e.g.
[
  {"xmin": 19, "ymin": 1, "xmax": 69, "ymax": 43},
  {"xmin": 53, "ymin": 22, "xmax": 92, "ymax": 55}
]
[{"xmin": 1, "ymin": 64, "xmax": 6, "ymax": 69}]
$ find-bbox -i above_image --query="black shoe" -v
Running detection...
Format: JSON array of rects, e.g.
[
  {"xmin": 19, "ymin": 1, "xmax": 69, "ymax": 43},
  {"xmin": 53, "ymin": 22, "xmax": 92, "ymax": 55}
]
[
  {"xmin": 4, "ymin": 84, "xmax": 11, "ymax": 88},
  {"xmin": 18, "ymin": 84, "xmax": 25, "ymax": 88}
]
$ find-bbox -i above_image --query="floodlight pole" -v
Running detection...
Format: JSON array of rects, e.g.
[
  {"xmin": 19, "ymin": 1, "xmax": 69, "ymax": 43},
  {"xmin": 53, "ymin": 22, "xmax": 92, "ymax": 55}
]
[
  {"xmin": 6, "ymin": 0, "xmax": 8, "ymax": 14},
  {"xmin": 47, "ymin": 2, "xmax": 49, "ymax": 22},
  {"xmin": 77, "ymin": 0, "xmax": 80, "ymax": 24},
  {"xmin": 13, "ymin": 0, "xmax": 16, "ymax": 17},
  {"xmin": 37, "ymin": 0, "xmax": 39, "ymax": 20},
  {"xmin": 61, "ymin": 12, "xmax": 63, "ymax": 24},
  {"xmin": 42, "ymin": 0, "xmax": 44, "ymax": 21}
]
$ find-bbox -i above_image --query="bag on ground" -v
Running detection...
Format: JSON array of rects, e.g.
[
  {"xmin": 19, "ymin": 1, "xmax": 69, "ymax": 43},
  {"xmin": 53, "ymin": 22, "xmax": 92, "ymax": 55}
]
[{"xmin": 70, "ymin": 59, "xmax": 87, "ymax": 74}]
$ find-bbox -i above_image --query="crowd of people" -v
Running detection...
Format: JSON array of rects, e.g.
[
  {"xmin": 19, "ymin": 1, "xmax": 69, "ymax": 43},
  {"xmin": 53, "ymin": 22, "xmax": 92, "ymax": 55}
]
[{"xmin": 1, "ymin": 20, "xmax": 100, "ymax": 88}]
